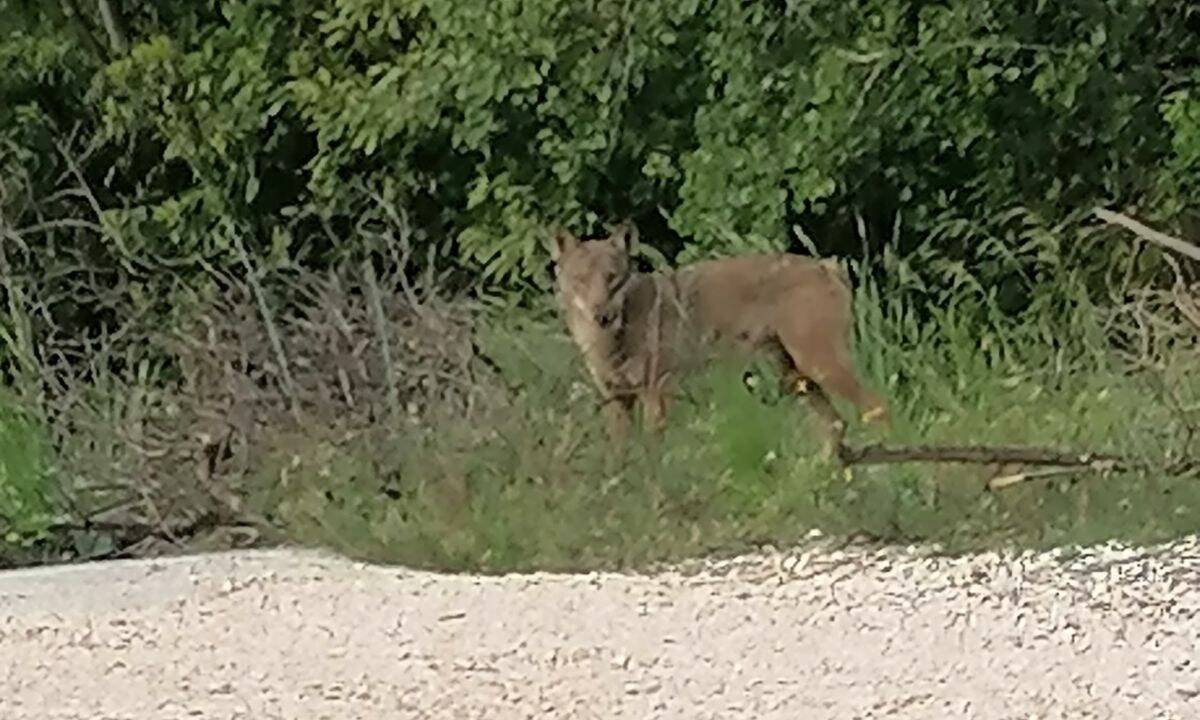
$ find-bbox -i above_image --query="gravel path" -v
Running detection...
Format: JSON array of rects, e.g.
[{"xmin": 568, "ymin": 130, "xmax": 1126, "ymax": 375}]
[{"xmin": 2, "ymin": 537, "xmax": 1199, "ymax": 719}]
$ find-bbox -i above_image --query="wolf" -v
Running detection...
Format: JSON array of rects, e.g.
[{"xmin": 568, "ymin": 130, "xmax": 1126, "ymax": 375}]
[{"xmin": 550, "ymin": 222, "xmax": 888, "ymax": 458}]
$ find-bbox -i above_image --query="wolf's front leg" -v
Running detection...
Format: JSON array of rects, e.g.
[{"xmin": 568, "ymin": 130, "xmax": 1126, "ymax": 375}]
[
  {"xmin": 602, "ymin": 394, "xmax": 635, "ymax": 448},
  {"xmin": 641, "ymin": 388, "xmax": 669, "ymax": 436}
]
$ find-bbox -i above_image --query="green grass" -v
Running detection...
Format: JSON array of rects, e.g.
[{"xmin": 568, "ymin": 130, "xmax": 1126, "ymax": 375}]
[
  {"xmin": 257, "ymin": 283, "xmax": 1200, "ymax": 573},
  {"xmin": 0, "ymin": 390, "xmax": 58, "ymax": 553}
]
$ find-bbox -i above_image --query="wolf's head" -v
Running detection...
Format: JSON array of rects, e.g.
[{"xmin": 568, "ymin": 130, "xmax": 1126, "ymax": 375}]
[{"xmin": 549, "ymin": 222, "xmax": 637, "ymax": 329}]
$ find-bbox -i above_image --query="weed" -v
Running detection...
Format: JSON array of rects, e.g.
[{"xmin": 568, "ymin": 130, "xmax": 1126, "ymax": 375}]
[{"xmin": 0, "ymin": 391, "xmax": 58, "ymax": 556}]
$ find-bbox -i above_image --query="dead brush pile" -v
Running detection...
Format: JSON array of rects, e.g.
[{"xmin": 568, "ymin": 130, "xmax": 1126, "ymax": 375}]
[{"xmin": 18, "ymin": 260, "xmax": 504, "ymax": 561}]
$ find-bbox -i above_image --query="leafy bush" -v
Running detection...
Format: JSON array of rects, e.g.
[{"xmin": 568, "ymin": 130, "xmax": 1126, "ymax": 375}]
[{"xmin": 3, "ymin": 1, "xmax": 1198, "ymax": 305}]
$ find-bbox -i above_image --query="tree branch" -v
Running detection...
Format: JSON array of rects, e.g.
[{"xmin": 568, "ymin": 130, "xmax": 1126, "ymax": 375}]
[
  {"xmin": 839, "ymin": 440, "xmax": 1198, "ymax": 486},
  {"xmin": 839, "ymin": 442, "xmax": 1125, "ymax": 470},
  {"xmin": 96, "ymin": 0, "xmax": 129, "ymax": 55},
  {"xmin": 56, "ymin": 0, "xmax": 109, "ymax": 65},
  {"xmin": 1095, "ymin": 208, "xmax": 1200, "ymax": 264}
]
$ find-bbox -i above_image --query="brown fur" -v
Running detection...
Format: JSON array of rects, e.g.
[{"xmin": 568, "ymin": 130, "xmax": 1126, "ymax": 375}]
[{"xmin": 550, "ymin": 223, "xmax": 888, "ymax": 456}]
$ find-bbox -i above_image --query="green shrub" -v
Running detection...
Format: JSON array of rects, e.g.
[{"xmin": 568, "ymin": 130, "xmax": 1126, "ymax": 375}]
[{"xmin": 3, "ymin": 0, "xmax": 1198, "ymax": 318}]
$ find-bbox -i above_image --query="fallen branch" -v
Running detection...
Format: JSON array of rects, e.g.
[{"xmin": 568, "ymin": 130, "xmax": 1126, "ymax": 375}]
[
  {"xmin": 1094, "ymin": 208, "xmax": 1200, "ymax": 264},
  {"xmin": 839, "ymin": 442, "xmax": 1125, "ymax": 471},
  {"xmin": 986, "ymin": 466, "xmax": 1090, "ymax": 491},
  {"xmin": 839, "ymin": 440, "xmax": 1199, "ymax": 488},
  {"xmin": 43, "ymin": 511, "xmax": 232, "ymax": 560}
]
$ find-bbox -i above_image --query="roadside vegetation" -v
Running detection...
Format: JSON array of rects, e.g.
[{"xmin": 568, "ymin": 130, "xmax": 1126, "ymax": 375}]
[{"xmin": 2, "ymin": 0, "xmax": 1197, "ymax": 570}]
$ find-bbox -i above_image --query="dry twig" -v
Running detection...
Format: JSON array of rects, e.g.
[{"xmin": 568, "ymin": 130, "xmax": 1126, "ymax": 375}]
[
  {"xmin": 839, "ymin": 440, "xmax": 1198, "ymax": 486},
  {"xmin": 1094, "ymin": 208, "xmax": 1200, "ymax": 264},
  {"xmin": 839, "ymin": 443, "xmax": 1124, "ymax": 471},
  {"xmin": 362, "ymin": 258, "xmax": 400, "ymax": 419},
  {"xmin": 230, "ymin": 231, "xmax": 300, "ymax": 418},
  {"xmin": 987, "ymin": 466, "xmax": 1093, "ymax": 491}
]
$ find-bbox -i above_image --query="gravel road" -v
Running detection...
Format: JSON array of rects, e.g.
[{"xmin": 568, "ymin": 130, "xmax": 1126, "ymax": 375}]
[{"xmin": 2, "ymin": 537, "xmax": 1199, "ymax": 719}]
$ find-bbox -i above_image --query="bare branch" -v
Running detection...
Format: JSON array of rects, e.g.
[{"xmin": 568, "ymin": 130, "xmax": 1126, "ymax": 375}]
[
  {"xmin": 230, "ymin": 232, "xmax": 300, "ymax": 418},
  {"xmin": 53, "ymin": 137, "xmax": 139, "ymax": 273},
  {"xmin": 839, "ymin": 442, "xmax": 1125, "ymax": 470},
  {"xmin": 1094, "ymin": 208, "xmax": 1200, "ymax": 264},
  {"xmin": 987, "ymin": 467, "xmax": 1092, "ymax": 491},
  {"xmin": 840, "ymin": 439, "xmax": 1197, "ymax": 483},
  {"xmin": 362, "ymin": 258, "xmax": 401, "ymax": 419},
  {"xmin": 55, "ymin": 0, "xmax": 110, "ymax": 64},
  {"xmin": 16, "ymin": 218, "xmax": 107, "ymax": 236},
  {"xmin": 96, "ymin": 0, "xmax": 129, "ymax": 55}
]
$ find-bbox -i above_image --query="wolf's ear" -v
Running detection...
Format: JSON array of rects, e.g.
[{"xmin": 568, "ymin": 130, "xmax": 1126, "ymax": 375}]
[
  {"xmin": 610, "ymin": 220, "xmax": 639, "ymax": 256},
  {"xmin": 550, "ymin": 229, "xmax": 578, "ymax": 262}
]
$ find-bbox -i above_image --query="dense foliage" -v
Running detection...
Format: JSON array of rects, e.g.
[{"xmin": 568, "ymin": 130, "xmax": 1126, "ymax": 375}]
[{"xmin": 2, "ymin": 0, "xmax": 1199, "ymax": 349}]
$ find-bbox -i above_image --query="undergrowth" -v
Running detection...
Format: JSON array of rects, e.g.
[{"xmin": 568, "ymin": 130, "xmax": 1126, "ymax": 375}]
[
  {"xmin": 257, "ymin": 275, "xmax": 1200, "ymax": 573},
  {"xmin": 2, "ymin": 250, "xmax": 1197, "ymax": 572}
]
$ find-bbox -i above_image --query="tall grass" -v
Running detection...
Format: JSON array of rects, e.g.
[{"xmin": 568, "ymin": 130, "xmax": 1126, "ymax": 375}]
[
  {"xmin": 3, "ymin": 232, "xmax": 1196, "ymax": 572},
  {"xmin": 262, "ymin": 265, "xmax": 1200, "ymax": 573},
  {"xmin": 0, "ymin": 390, "xmax": 57, "ymax": 556}
]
